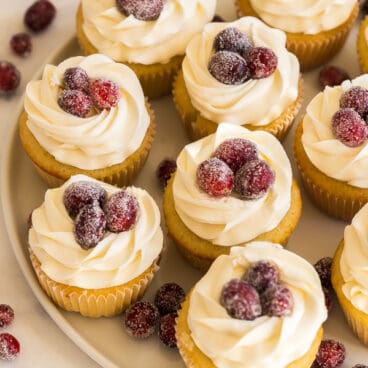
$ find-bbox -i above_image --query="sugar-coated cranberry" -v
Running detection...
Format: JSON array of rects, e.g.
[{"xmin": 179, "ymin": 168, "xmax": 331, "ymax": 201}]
[
  {"xmin": 243, "ymin": 260, "xmax": 280, "ymax": 293},
  {"xmin": 318, "ymin": 65, "xmax": 350, "ymax": 89},
  {"xmin": 196, "ymin": 157, "xmax": 234, "ymax": 197},
  {"xmin": 124, "ymin": 301, "xmax": 159, "ymax": 339},
  {"xmin": 156, "ymin": 159, "xmax": 177, "ymax": 188},
  {"xmin": 214, "ymin": 138, "xmax": 258, "ymax": 172},
  {"xmin": 24, "ymin": 0, "xmax": 56, "ymax": 32},
  {"xmin": 0, "ymin": 61, "xmax": 20, "ymax": 95},
  {"xmin": 0, "ymin": 305, "xmax": 14, "ymax": 329},
  {"xmin": 0, "ymin": 333, "xmax": 20, "ymax": 361},
  {"xmin": 116, "ymin": 0, "xmax": 163, "ymax": 21},
  {"xmin": 90, "ymin": 78, "xmax": 120, "ymax": 110},
  {"xmin": 261, "ymin": 284, "xmax": 293, "ymax": 317},
  {"xmin": 212, "ymin": 14, "xmax": 225, "ymax": 22},
  {"xmin": 234, "ymin": 159, "xmax": 275, "ymax": 199},
  {"xmin": 158, "ymin": 312, "xmax": 177, "ymax": 348},
  {"xmin": 58, "ymin": 89, "xmax": 93, "ymax": 118},
  {"xmin": 208, "ymin": 51, "xmax": 249, "ymax": 85},
  {"xmin": 340, "ymin": 86, "xmax": 368, "ymax": 117},
  {"xmin": 314, "ymin": 257, "xmax": 333, "ymax": 289},
  {"xmin": 154, "ymin": 283, "xmax": 185, "ymax": 315},
  {"xmin": 331, "ymin": 108, "xmax": 367, "ymax": 147},
  {"xmin": 74, "ymin": 204, "xmax": 106, "ymax": 249},
  {"xmin": 323, "ymin": 287, "xmax": 333, "ymax": 313},
  {"xmin": 10, "ymin": 33, "xmax": 32, "ymax": 57},
  {"xmin": 64, "ymin": 67, "xmax": 90, "ymax": 93},
  {"xmin": 315, "ymin": 340, "xmax": 345, "ymax": 368},
  {"xmin": 105, "ymin": 190, "xmax": 139, "ymax": 232},
  {"xmin": 220, "ymin": 279, "xmax": 262, "ymax": 320},
  {"xmin": 213, "ymin": 27, "xmax": 252, "ymax": 54},
  {"xmin": 244, "ymin": 46, "xmax": 278, "ymax": 79}
]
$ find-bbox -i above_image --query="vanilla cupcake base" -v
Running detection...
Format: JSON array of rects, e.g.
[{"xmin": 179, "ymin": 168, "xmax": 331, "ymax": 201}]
[{"xmin": 358, "ymin": 16, "xmax": 368, "ymax": 74}]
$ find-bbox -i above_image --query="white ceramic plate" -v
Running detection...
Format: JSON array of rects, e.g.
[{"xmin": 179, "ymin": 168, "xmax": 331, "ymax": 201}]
[{"xmin": 2, "ymin": 3, "xmax": 368, "ymax": 367}]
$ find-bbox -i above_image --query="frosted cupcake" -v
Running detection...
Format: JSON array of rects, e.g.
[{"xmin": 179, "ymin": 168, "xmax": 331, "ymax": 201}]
[
  {"xmin": 29, "ymin": 174, "xmax": 163, "ymax": 318},
  {"xmin": 76, "ymin": 0, "xmax": 216, "ymax": 98},
  {"xmin": 236, "ymin": 0, "xmax": 359, "ymax": 71},
  {"xmin": 176, "ymin": 242, "xmax": 327, "ymax": 368},
  {"xmin": 19, "ymin": 54, "xmax": 154, "ymax": 188},
  {"xmin": 173, "ymin": 17, "xmax": 302, "ymax": 141}
]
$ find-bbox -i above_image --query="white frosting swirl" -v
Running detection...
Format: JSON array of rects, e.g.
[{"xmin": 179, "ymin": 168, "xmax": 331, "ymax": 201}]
[
  {"xmin": 29, "ymin": 174, "xmax": 163, "ymax": 289},
  {"xmin": 81, "ymin": 0, "xmax": 216, "ymax": 65},
  {"xmin": 182, "ymin": 17, "xmax": 300, "ymax": 126},
  {"xmin": 188, "ymin": 242, "xmax": 327, "ymax": 368},
  {"xmin": 173, "ymin": 123, "xmax": 292, "ymax": 246},
  {"xmin": 24, "ymin": 54, "xmax": 150, "ymax": 170},
  {"xmin": 302, "ymin": 75, "xmax": 368, "ymax": 188},
  {"xmin": 249, "ymin": 0, "xmax": 356, "ymax": 34}
]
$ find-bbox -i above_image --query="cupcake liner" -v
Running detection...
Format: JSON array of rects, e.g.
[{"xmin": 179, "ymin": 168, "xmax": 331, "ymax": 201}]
[
  {"xmin": 30, "ymin": 250, "xmax": 159, "ymax": 318},
  {"xmin": 357, "ymin": 16, "xmax": 368, "ymax": 73}
]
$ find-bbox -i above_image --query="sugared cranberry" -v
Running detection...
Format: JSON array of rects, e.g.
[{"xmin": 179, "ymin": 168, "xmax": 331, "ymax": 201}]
[
  {"xmin": 196, "ymin": 157, "xmax": 234, "ymax": 197},
  {"xmin": 10, "ymin": 33, "xmax": 32, "ymax": 57},
  {"xmin": 74, "ymin": 204, "xmax": 106, "ymax": 249},
  {"xmin": 158, "ymin": 312, "xmax": 177, "ymax": 348},
  {"xmin": 0, "ymin": 61, "xmax": 20, "ymax": 95},
  {"xmin": 243, "ymin": 261, "xmax": 279, "ymax": 293},
  {"xmin": 156, "ymin": 159, "xmax": 177, "ymax": 188},
  {"xmin": 331, "ymin": 108, "xmax": 367, "ymax": 147},
  {"xmin": 244, "ymin": 46, "xmax": 278, "ymax": 79},
  {"xmin": 220, "ymin": 279, "xmax": 262, "ymax": 320},
  {"xmin": 234, "ymin": 159, "xmax": 275, "ymax": 199},
  {"xmin": 154, "ymin": 283, "xmax": 185, "ymax": 315},
  {"xmin": 90, "ymin": 78, "xmax": 120, "ymax": 110},
  {"xmin": 318, "ymin": 65, "xmax": 350, "ymax": 89},
  {"xmin": 24, "ymin": 0, "xmax": 56, "ymax": 33},
  {"xmin": 261, "ymin": 284, "xmax": 293, "ymax": 317},
  {"xmin": 0, "ymin": 333, "xmax": 20, "ymax": 361},
  {"xmin": 214, "ymin": 138, "xmax": 258, "ymax": 172},
  {"xmin": 212, "ymin": 14, "xmax": 225, "ymax": 22},
  {"xmin": 64, "ymin": 67, "xmax": 89, "ymax": 93},
  {"xmin": 213, "ymin": 27, "xmax": 252, "ymax": 54},
  {"xmin": 208, "ymin": 51, "xmax": 249, "ymax": 85},
  {"xmin": 0, "ymin": 305, "xmax": 14, "ymax": 329},
  {"xmin": 315, "ymin": 340, "xmax": 345, "ymax": 368},
  {"xmin": 116, "ymin": 0, "xmax": 163, "ymax": 21},
  {"xmin": 124, "ymin": 301, "xmax": 159, "ymax": 339},
  {"xmin": 105, "ymin": 190, "xmax": 139, "ymax": 232},
  {"xmin": 58, "ymin": 89, "xmax": 93, "ymax": 118},
  {"xmin": 323, "ymin": 287, "xmax": 333, "ymax": 313},
  {"xmin": 314, "ymin": 257, "xmax": 333, "ymax": 289},
  {"xmin": 340, "ymin": 86, "xmax": 368, "ymax": 117}
]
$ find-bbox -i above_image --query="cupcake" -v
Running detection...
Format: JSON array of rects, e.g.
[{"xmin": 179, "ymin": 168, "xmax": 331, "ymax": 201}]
[
  {"xmin": 294, "ymin": 75, "xmax": 368, "ymax": 221},
  {"xmin": 163, "ymin": 123, "xmax": 302, "ymax": 270},
  {"xmin": 19, "ymin": 54, "xmax": 154, "ymax": 188},
  {"xmin": 358, "ymin": 16, "xmax": 368, "ymax": 73},
  {"xmin": 173, "ymin": 17, "xmax": 302, "ymax": 141},
  {"xmin": 236, "ymin": 0, "xmax": 359, "ymax": 71},
  {"xmin": 28, "ymin": 174, "xmax": 163, "ymax": 318},
  {"xmin": 76, "ymin": 0, "xmax": 216, "ymax": 98},
  {"xmin": 176, "ymin": 242, "xmax": 327, "ymax": 368}
]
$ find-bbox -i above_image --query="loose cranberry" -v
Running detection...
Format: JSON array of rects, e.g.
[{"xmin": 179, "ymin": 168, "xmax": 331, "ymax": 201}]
[
  {"xmin": 64, "ymin": 67, "xmax": 90, "ymax": 93},
  {"xmin": 0, "ymin": 305, "xmax": 14, "ymax": 329},
  {"xmin": 124, "ymin": 301, "xmax": 159, "ymax": 339},
  {"xmin": 213, "ymin": 27, "xmax": 252, "ymax": 54},
  {"xmin": 154, "ymin": 283, "xmax": 185, "ymax": 315},
  {"xmin": 244, "ymin": 46, "xmax": 278, "ymax": 79},
  {"xmin": 220, "ymin": 279, "xmax": 262, "ymax": 320},
  {"xmin": 243, "ymin": 260, "xmax": 280, "ymax": 293},
  {"xmin": 314, "ymin": 257, "xmax": 333, "ymax": 289},
  {"xmin": 323, "ymin": 287, "xmax": 333, "ymax": 313},
  {"xmin": 90, "ymin": 78, "xmax": 120, "ymax": 110},
  {"xmin": 318, "ymin": 65, "xmax": 350, "ymax": 89},
  {"xmin": 0, "ymin": 333, "xmax": 20, "ymax": 361},
  {"xmin": 208, "ymin": 51, "xmax": 249, "ymax": 85},
  {"xmin": 158, "ymin": 312, "xmax": 177, "ymax": 348},
  {"xmin": 331, "ymin": 108, "xmax": 367, "ymax": 147},
  {"xmin": 105, "ymin": 190, "xmax": 140, "ymax": 232},
  {"xmin": 234, "ymin": 159, "xmax": 275, "ymax": 199},
  {"xmin": 214, "ymin": 138, "xmax": 258, "ymax": 172},
  {"xmin": 0, "ymin": 61, "xmax": 20, "ymax": 95},
  {"xmin": 116, "ymin": 0, "xmax": 163, "ymax": 21},
  {"xmin": 74, "ymin": 204, "xmax": 106, "ymax": 249},
  {"xmin": 212, "ymin": 14, "xmax": 225, "ymax": 22},
  {"xmin": 58, "ymin": 89, "xmax": 93, "ymax": 118},
  {"xmin": 340, "ymin": 86, "xmax": 368, "ymax": 117},
  {"xmin": 196, "ymin": 157, "xmax": 234, "ymax": 197},
  {"xmin": 156, "ymin": 159, "xmax": 177, "ymax": 188},
  {"xmin": 10, "ymin": 33, "xmax": 32, "ymax": 57},
  {"xmin": 261, "ymin": 284, "xmax": 293, "ymax": 317},
  {"xmin": 24, "ymin": 0, "xmax": 56, "ymax": 33},
  {"xmin": 314, "ymin": 340, "xmax": 345, "ymax": 368}
]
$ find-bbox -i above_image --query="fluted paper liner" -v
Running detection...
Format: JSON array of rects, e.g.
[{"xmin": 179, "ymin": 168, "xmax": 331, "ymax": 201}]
[{"xmin": 358, "ymin": 16, "xmax": 368, "ymax": 74}]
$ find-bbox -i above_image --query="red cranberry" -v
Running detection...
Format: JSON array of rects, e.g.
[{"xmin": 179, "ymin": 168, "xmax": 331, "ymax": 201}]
[
  {"xmin": 314, "ymin": 340, "xmax": 345, "ymax": 368},
  {"xmin": 208, "ymin": 51, "xmax": 249, "ymax": 85},
  {"xmin": 74, "ymin": 204, "xmax": 106, "ymax": 249},
  {"xmin": 314, "ymin": 257, "xmax": 333, "ymax": 289},
  {"xmin": 331, "ymin": 108, "xmax": 367, "ymax": 147},
  {"xmin": 116, "ymin": 0, "xmax": 163, "ymax": 21},
  {"xmin": 58, "ymin": 89, "xmax": 93, "ymax": 118},
  {"xmin": 213, "ymin": 27, "xmax": 252, "ymax": 54},
  {"xmin": 243, "ymin": 260, "xmax": 279, "ymax": 293},
  {"xmin": 156, "ymin": 159, "xmax": 177, "ymax": 188},
  {"xmin": 318, "ymin": 65, "xmax": 350, "ymax": 89},
  {"xmin": 154, "ymin": 283, "xmax": 185, "ymax": 315},
  {"xmin": 212, "ymin": 14, "xmax": 225, "ymax": 22},
  {"xmin": 105, "ymin": 190, "xmax": 139, "ymax": 232},
  {"xmin": 10, "ymin": 33, "xmax": 32, "ymax": 57},
  {"xmin": 24, "ymin": 0, "xmax": 56, "ymax": 33},
  {"xmin": 90, "ymin": 78, "xmax": 120, "ymax": 110},
  {"xmin": 0, "ymin": 61, "xmax": 20, "ymax": 95},
  {"xmin": 158, "ymin": 312, "xmax": 177, "ymax": 348},
  {"xmin": 214, "ymin": 138, "xmax": 258, "ymax": 172},
  {"xmin": 220, "ymin": 279, "xmax": 262, "ymax": 320},
  {"xmin": 323, "ymin": 287, "xmax": 333, "ymax": 313},
  {"xmin": 64, "ymin": 67, "xmax": 89, "ymax": 93},
  {"xmin": 0, "ymin": 305, "xmax": 14, "ymax": 329},
  {"xmin": 261, "ymin": 284, "xmax": 293, "ymax": 317},
  {"xmin": 340, "ymin": 86, "xmax": 368, "ymax": 117},
  {"xmin": 234, "ymin": 159, "xmax": 275, "ymax": 199},
  {"xmin": 196, "ymin": 157, "xmax": 234, "ymax": 197},
  {"xmin": 244, "ymin": 46, "xmax": 278, "ymax": 79},
  {"xmin": 124, "ymin": 301, "xmax": 159, "ymax": 339},
  {"xmin": 0, "ymin": 333, "xmax": 20, "ymax": 361}
]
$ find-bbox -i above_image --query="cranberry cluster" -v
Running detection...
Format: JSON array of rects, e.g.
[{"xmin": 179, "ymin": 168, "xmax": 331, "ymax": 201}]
[
  {"xmin": 63, "ymin": 181, "xmax": 139, "ymax": 250},
  {"xmin": 196, "ymin": 138, "xmax": 275, "ymax": 199},
  {"xmin": 0, "ymin": 304, "xmax": 20, "ymax": 361},
  {"xmin": 208, "ymin": 27, "xmax": 278, "ymax": 85},
  {"xmin": 116, "ymin": 0, "xmax": 164, "ymax": 21},
  {"xmin": 220, "ymin": 260, "xmax": 293, "ymax": 320}
]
